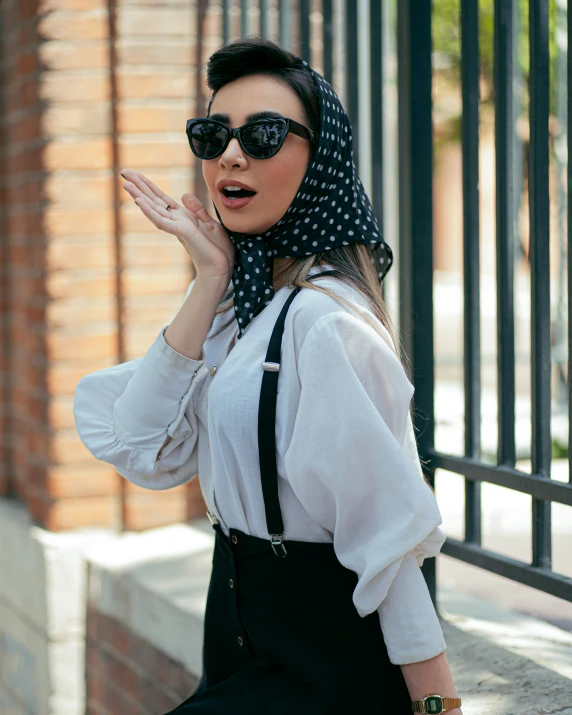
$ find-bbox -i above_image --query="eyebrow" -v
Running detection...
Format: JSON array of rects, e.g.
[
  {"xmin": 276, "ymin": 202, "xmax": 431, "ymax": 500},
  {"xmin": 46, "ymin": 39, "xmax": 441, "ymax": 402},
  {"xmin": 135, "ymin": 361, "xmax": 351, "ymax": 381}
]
[{"xmin": 207, "ymin": 110, "xmax": 286, "ymax": 125}]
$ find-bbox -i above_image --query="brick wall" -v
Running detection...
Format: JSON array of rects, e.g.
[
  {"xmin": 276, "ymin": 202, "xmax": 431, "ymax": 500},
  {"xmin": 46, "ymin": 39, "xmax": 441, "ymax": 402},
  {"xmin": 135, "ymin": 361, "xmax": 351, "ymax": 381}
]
[
  {"xmin": 0, "ymin": 0, "xmax": 215, "ymax": 530},
  {"xmin": 86, "ymin": 606, "xmax": 200, "ymax": 715}
]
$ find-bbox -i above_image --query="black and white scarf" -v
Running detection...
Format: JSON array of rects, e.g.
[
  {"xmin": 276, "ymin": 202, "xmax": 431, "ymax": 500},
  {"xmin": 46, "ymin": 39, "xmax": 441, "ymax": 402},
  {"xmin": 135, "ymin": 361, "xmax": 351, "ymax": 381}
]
[{"xmin": 212, "ymin": 57, "xmax": 393, "ymax": 338}]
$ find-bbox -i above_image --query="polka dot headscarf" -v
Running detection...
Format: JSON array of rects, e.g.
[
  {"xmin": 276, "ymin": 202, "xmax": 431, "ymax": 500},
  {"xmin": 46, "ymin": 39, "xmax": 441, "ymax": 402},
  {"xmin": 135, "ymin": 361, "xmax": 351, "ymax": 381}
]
[{"xmin": 212, "ymin": 56, "xmax": 393, "ymax": 338}]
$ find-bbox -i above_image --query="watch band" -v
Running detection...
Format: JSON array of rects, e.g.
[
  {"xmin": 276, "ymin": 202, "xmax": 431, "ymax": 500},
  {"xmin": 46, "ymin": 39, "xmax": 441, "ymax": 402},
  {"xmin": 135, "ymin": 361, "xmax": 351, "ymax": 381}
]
[{"xmin": 412, "ymin": 695, "xmax": 462, "ymax": 713}]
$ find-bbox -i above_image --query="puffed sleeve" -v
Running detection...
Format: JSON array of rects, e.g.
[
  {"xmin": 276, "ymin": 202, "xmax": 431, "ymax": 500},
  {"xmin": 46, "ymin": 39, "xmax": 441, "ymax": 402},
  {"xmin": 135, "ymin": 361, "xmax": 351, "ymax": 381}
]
[
  {"xmin": 73, "ymin": 325, "xmax": 210, "ymax": 490},
  {"xmin": 284, "ymin": 311, "xmax": 447, "ymax": 657}
]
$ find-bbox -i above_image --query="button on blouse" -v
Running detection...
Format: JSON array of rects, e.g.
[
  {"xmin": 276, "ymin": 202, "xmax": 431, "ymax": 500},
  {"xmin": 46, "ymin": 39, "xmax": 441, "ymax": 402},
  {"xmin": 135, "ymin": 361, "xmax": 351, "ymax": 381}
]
[{"xmin": 73, "ymin": 265, "xmax": 447, "ymax": 665}]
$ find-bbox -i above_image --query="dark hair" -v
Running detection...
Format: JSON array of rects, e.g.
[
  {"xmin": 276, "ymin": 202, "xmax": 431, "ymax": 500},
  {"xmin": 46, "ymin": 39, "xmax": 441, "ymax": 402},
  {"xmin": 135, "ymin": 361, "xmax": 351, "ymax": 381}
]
[{"xmin": 205, "ymin": 36, "xmax": 320, "ymax": 147}]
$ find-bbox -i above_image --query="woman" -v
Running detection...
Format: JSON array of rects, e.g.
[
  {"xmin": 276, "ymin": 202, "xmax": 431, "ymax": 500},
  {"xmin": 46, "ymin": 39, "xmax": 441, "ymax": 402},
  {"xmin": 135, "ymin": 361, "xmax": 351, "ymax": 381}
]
[{"xmin": 74, "ymin": 37, "xmax": 463, "ymax": 715}]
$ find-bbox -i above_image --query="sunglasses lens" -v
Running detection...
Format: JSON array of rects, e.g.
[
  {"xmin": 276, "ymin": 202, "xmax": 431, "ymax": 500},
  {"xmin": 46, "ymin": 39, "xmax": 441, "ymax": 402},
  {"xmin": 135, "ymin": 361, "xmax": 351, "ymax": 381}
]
[
  {"xmin": 241, "ymin": 120, "xmax": 286, "ymax": 158},
  {"xmin": 189, "ymin": 121, "xmax": 227, "ymax": 159}
]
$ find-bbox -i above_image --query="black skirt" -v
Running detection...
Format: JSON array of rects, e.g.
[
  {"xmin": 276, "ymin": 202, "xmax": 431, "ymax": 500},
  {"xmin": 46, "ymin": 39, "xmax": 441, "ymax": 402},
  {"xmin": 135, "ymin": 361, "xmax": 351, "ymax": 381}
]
[{"xmin": 163, "ymin": 288, "xmax": 412, "ymax": 714}]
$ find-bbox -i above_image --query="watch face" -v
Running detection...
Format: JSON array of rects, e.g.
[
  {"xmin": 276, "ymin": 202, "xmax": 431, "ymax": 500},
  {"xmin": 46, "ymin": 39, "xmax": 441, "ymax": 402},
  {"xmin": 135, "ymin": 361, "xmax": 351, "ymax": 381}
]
[{"xmin": 425, "ymin": 696, "xmax": 443, "ymax": 714}]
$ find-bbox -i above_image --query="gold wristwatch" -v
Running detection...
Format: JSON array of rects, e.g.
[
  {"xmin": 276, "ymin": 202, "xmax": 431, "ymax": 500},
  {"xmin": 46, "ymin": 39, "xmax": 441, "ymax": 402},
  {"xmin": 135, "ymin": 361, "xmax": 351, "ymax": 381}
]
[{"xmin": 412, "ymin": 694, "xmax": 462, "ymax": 713}]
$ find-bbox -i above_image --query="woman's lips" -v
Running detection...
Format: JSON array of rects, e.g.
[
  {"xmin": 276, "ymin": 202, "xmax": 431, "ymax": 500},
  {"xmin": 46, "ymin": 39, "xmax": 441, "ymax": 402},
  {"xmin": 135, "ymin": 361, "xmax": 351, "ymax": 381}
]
[{"xmin": 219, "ymin": 190, "xmax": 256, "ymax": 209}]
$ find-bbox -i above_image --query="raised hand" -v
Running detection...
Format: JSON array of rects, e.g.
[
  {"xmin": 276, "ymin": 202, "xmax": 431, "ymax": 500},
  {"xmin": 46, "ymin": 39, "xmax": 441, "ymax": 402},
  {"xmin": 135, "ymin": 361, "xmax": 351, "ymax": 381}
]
[{"xmin": 120, "ymin": 168, "xmax": 235, "ymax": 285}]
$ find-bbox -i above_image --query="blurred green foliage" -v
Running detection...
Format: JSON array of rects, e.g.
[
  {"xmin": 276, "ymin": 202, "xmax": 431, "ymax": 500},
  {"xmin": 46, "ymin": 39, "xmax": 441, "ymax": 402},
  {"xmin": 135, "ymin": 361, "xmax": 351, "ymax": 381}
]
[{"xmin": 432, "ymin": 0, "xmax": 562, "ymax": 105}]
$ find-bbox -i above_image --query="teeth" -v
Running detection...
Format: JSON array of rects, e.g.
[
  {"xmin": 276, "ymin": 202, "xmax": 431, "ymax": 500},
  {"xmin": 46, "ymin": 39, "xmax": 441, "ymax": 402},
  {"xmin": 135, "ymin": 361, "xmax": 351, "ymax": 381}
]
[{"xmin": 224, "ymin": 186, "xmax": 242, "ymax": 192}]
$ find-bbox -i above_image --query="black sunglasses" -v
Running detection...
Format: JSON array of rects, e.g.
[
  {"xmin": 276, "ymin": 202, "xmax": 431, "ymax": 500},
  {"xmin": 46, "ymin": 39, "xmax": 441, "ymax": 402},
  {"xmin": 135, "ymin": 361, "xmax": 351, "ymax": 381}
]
[{"xmin": 185, "ymin": 116, "xmax": 316, "ymax": 160}]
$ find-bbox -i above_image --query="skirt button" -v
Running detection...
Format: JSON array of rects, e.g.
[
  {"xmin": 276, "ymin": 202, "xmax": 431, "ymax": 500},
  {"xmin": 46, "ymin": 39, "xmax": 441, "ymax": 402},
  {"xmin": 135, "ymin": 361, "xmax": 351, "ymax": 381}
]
[
  {"xmin": 237, "ymin": 636, "xmax": 243, "ymax": 646},
  {"xmin": 231, "ymin": 535, "xmax": 238, "ymax": 545},
  {"xmin": 229, "ymin": 578, "xmax": 234, "ymax": 588}
]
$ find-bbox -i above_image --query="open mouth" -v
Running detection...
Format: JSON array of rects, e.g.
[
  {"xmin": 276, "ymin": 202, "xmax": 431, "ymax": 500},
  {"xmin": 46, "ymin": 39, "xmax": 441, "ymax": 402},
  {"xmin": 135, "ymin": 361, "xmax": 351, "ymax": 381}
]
[{"xmin": 221, "ymin": 187, "xmax": 257, "ymax": 200}]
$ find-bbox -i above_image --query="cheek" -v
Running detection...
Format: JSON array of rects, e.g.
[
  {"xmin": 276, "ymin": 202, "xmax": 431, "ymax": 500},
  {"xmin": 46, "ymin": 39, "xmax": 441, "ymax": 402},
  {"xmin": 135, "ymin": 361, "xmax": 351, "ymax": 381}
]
[
  {"xmin": 203, "ymin": 161, "xmax": 217, "ymax": 190},
  {"xmin": 261, "ymin": 149, "xmax": 309, "ymax": 207}
]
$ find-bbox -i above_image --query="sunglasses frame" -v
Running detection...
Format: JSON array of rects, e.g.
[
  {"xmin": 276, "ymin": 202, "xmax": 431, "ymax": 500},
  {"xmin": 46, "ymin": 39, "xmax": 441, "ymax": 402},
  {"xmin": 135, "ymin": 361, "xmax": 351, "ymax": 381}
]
[{"xmin": 185, "ymin": 116, "xmax": 316, "ymax": 160}]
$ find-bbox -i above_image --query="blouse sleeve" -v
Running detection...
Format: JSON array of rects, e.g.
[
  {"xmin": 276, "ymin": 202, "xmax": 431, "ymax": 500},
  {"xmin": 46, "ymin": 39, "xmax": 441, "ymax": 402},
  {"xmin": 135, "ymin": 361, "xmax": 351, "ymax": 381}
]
[
  {"xmin": 73, "ymin": 325, "xmax": 210, "ymax": 490},
  {"xmin": 284, "ymin": 311, "xmax": 447, "ymax": 661},
  {"xmin": 378, "ymin": 549, "xmax": 446, "ymax": 664}
]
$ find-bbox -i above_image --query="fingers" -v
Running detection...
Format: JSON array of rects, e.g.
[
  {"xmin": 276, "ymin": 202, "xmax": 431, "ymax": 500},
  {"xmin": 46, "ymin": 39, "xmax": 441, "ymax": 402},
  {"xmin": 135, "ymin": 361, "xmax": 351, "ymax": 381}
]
[
  {"xmin": 121, "ymin": 168, "xmax": 179, "ymax": 211},
  {"xmin": 133, "ymin": 196, "xmax": 173, "ymax": 230},
  {"xmin": 134, "ymin": 195, "xmax": 200, "ymax": 235},
  {"xmin": 181, "ymin": 192, "xmax": 217, "ymax": 225}
]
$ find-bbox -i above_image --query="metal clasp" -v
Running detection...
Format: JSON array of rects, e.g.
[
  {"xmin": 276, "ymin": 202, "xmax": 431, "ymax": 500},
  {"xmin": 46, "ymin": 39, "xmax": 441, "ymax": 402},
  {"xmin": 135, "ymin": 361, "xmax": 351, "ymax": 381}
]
[
  {"xmin": 270, "ymin": 534, "xmax": 287, "ymax": 558},
  {"xmin": 206, "ymin": 510, "xmax": 220, "ymax": 525},
  {"xmin": 262, "ymin": 361, "xmax": 280, "ymax": 372}
]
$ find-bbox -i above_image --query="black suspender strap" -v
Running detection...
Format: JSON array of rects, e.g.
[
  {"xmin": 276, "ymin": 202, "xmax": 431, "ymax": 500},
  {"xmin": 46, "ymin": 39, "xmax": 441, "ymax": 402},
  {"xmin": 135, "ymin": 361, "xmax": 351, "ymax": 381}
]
[{"xmin": 257, "ymin": 287, "xmax": 302, "ymax": 558}]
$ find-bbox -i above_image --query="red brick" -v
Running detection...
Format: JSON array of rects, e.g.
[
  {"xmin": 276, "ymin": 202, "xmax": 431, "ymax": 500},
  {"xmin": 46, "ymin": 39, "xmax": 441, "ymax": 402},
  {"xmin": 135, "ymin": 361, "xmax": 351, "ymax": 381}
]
[
  {"xmin": 117, "ymin": 69, "xmax": 193, "ymax": 100},
  {"xmin": 48, "ymin": 357, "xmax": 118, "ymax": 395},
  {"xmin": 46, "ymin": 238, "xmax": 115, "ymax": 272},
  {"xmin": 45, "ymin": 208, "xmax": 113, "ymax": 237},
  {"xmin": 47, "ymin": 462, "xmax": 120, "ymax": 499},
  {"xmin": 40, "ymin": 0, "xmax": 107, "ymax": 14},
  {"xmin": 45, "ymin": 138, "xmax": 112, "ymax": 170},
  {"xmin": 40, "ymin": 73, "xmax": 110, "ymax": 103},
  {"xmin": 117, "ymin": 41, "xmax": 194, "ymax": 66},
  {"xmin": 43, "ymin": 102, "xmax": 111, "ymax": 136},
  {"xmin": 46, "ymin": 495, "xmax": 119, "ymax": 530},
  {"xmin": 44, "ymin": 174, "xmax": 112, "ymax": 204},
  {"xmin": 47, "ymin": 328, "xmax": 116, "ymax": 361},
  {"xmin": 38, "ymin": 10, "xmax": 109, "ymax": 42},
  {"xmin": 124, "ymin": 492, "xmax": 188, "ymax": 531},
  {"xmin": 117, "ymin": 8, "xmax": 194, "ymax": 37},
  {"xmin": 39, "ymin": 39, "xmax": 109, "ymax": 70},
  {"xmin": 122, "ymin": 268, "xmax": 190, "ymax": 296},
  {"xmin": 117, "ymin": 104, "xmax": 192, "ymax": 134},
  {"xmin": 46, "ymin": 269, "xmax": 115, "ymax": 300}
]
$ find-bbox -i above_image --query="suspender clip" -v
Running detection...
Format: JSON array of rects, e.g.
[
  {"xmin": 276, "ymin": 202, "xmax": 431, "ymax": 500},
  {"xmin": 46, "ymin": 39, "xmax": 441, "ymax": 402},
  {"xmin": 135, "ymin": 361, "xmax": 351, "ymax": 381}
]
[
  {"xmin": 262, "ymin": 361, "xmax": 280, "ymax": 372},
  {"xmin": 270, "ymin": 534, "xmax": 287, "ymax": 558}
]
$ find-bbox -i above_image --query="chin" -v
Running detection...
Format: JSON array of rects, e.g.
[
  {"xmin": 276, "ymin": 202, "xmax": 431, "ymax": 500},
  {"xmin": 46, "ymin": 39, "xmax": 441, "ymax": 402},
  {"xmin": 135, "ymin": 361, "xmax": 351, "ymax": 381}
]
[{"xmin": 220, "ymin": 212, "xmax": 274, "ymax": 236}]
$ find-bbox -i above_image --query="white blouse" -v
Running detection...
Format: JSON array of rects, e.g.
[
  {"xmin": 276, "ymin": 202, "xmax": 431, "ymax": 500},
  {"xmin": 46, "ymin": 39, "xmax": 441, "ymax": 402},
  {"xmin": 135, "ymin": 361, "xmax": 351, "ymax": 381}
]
[{"xmin": 73, "ymin": 265, "xmax": 448, "ymax": 666}]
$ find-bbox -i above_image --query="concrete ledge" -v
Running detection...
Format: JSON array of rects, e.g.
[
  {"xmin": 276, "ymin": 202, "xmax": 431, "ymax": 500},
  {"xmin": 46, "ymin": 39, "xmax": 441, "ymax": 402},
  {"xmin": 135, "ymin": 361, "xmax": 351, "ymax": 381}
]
[
  {"xmin": 85, "ymin": 520, "xmax": 214, "ymax": 679},
  {"xmin": 0, "ymin": 498, "xmax": 114, "ymax": 715}
]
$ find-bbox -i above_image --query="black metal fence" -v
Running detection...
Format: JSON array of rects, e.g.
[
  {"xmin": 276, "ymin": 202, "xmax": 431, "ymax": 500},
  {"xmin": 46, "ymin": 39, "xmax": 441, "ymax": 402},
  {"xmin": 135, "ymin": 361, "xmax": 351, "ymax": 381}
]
[{"xmin": 213, "ymin": 0, "xmax": 572, "ymax": 609}]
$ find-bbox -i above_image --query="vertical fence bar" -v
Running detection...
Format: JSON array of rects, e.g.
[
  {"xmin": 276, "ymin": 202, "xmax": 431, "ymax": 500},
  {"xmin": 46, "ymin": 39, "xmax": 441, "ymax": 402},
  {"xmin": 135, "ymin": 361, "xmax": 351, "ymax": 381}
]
[
  {"xmin": 370, "ymin": 0, "xmax": 383, "ymax": 231},
  {"xmin": 222, "ymin": 0, "xmax": 230, "ymax": 44},
  {"xmin": 345, "ymin": 0, "xmax": 359, "ymax": 171},
  {"xmin": 241, "ymin": 0, "xmax": 249, "ymax": 37},
  {"xmin": 322, "ymin": 0, "xmax": 334, "ymax": 84},
  {"xmin": 529, "ymin": 0, "xmax": 552, "ymax": 569},
  {"xmin": 260, "ymin": 0, "xmax": 271, "ymax": 39},
  {"xmin": 554, "ymin": 0, "xmax": 567, "ymax": 413},
  {"xmin": 568, "ymin": 0, "xmax": 572, "ymax": 487},
  {"xmin": 279, "ymin": 0, "xmax": 290, "ymax": 49},
  {"xmin": 397, "ymin": 0, "xmax": 437, "ymax": 606},
  {"xmin": 493, "ymin": 0, "xmax": 516, "ymax": 467},
  {"xmin": 299, "ymin": 0, "xmax": 311, "ymax": 62},
  {"xmin": 461, "ymin": 0, "xmax": 482, "ymax": 544}
]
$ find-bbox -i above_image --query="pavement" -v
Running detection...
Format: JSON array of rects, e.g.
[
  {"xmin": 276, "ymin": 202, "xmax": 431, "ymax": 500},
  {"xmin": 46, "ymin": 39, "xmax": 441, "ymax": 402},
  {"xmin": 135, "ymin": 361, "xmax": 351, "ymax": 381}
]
[{"xmin": 438, "ymin": 584, "xmax": 572, "ymax": 715}]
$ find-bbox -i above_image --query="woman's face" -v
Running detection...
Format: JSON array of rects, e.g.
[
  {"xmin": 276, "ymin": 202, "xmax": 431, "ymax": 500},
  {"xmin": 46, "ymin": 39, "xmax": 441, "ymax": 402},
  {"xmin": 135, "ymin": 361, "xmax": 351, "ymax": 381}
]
[{"xmin": 202, "ymin": 73, "xmax": 312, "ymax": 235}]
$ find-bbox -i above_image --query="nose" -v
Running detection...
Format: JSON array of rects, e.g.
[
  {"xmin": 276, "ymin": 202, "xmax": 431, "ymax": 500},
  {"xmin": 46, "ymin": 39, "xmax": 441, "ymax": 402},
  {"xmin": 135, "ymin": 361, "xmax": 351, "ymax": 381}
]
[{"xmin": 219, "ymin": 136, "xmax": 247, "ymax": 168}]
